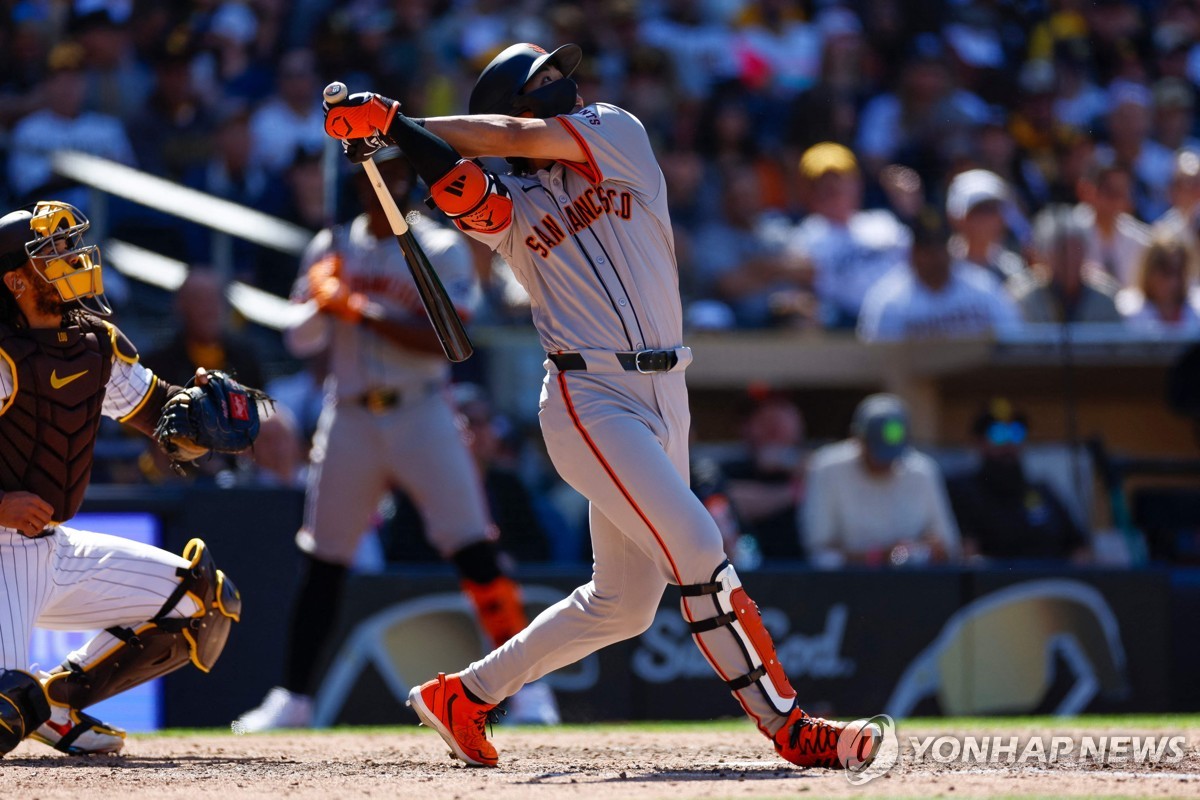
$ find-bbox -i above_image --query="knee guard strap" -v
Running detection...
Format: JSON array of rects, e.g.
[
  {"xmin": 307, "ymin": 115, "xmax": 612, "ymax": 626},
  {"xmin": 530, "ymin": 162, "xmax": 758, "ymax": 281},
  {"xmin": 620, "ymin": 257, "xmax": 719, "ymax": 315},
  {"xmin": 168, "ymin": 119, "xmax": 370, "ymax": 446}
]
[
  {"xmin": 681, "ymin": 560, "xmax": 797, "ymax": 716},
  {"xmin": 0, "ymin": 670, "xmax": 51, "ymax": 755},
  {"xmin": 45, "ymin": 539, "xmax": 241, "ymax": 710}
]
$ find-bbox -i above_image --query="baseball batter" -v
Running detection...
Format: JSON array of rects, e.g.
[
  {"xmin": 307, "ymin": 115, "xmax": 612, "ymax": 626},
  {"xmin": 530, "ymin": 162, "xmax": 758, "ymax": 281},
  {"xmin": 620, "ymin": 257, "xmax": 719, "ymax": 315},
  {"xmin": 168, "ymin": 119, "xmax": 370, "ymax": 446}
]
[
  {"xmin": 234, "ymin": 151, "xmax": 558, "ymax": 732},
  {"xmin": 323, "ymin": 43, "xmax": 878, "ymax": 769},
  {"xmin": 0, "ymin": 201, "xmax": 243, "ymax": 756}
]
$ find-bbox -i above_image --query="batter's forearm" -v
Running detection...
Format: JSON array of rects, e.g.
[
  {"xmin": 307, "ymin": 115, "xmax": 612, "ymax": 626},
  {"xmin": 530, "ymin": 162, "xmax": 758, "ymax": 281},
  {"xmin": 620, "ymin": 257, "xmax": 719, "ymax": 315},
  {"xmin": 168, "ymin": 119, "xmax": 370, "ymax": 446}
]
[{"xmin": 418, "ymin": 115, "xmax": 530, "ymax": 159}]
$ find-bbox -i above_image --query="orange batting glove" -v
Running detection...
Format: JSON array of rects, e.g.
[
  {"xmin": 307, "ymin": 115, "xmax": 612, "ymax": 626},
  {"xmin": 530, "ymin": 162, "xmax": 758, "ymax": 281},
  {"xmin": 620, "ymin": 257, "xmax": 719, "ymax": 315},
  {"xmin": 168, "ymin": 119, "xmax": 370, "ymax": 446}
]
[{"xmin": 323, "ymin": 92, "xmax": 400, "ymax": 140}]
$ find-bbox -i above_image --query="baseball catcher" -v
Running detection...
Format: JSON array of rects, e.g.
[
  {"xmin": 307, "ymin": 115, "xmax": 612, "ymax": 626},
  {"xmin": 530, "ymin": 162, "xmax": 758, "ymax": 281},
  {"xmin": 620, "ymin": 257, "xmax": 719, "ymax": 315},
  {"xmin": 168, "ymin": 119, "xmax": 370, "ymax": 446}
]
[{"xmin": 0, "ymin": 201, "xmax": 260, "ymax": 756}]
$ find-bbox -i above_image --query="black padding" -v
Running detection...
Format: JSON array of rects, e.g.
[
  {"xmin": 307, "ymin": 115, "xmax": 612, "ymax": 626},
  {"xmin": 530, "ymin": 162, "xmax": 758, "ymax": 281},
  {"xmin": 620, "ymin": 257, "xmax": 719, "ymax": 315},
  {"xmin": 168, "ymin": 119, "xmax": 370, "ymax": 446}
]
[
  {"xmin": 451, "ymin": 540, "xmax": 504, "ymax": 584},
  {"xmin": 680, "ymin": 581, "xmax": 722, "ymax": 597},
  {"xmin": 726, "ymin": 665, "xmax": 767, "ymax": 691},
  {"xmin": 0, "ymin": 669, "xmax": 50, "ymax": 754},
  {"xmin": 688, "ymin": 611, "xmax": 737, "ymax": 634},
  {"xmin": 283, "ymin": 554, "xmax": 348, "ymax": 695}
]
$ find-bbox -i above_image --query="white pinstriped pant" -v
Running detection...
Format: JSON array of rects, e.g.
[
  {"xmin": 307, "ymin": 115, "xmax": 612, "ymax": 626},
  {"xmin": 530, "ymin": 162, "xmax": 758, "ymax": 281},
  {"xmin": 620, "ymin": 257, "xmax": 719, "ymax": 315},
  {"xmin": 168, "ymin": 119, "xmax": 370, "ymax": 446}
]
[{"xmin": 0, "ymin": 526, "xmax": 197, "ymax": 674}]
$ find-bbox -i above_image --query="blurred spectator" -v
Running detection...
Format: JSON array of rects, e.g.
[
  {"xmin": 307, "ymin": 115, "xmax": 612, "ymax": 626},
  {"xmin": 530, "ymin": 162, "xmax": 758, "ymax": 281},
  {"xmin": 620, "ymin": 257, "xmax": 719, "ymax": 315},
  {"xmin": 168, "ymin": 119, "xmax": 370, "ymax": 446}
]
[
  {"xmin": 639, "ymin": 1, "xmax": 739, "ymax": 100},
  {"xmin": 783, "ymin": 6, "xmax": 866, "ymax": 154},
  {"xmin": 143, "ymin": 268, "xmax": 264, "ymax": 389},
  {"xmin": 690, "ymin": 455, "xmax": 753, "ymax": 568},
  {"xmin": 1074, "ymin": 160, "xmax": 1150, "ymax": 287},
  {"xmin": 7, "ymin": 42, "xmax": 135, "ymax": 208},
  {"xmin": 788, "ymin": 142, "xmax": 911, "ymax": 328},
  {"xmin": 948, "ymin": 399, "xmax": 1091, "ymax": 562},
  {"xmin": 1010, "ymin": 205, "xmax": 1124, "ymax": 324},
  {"xmin": 127, "ymin": 44, "xmax": 214, "ymax": 180},
  {"xmin": 803, "ymin": 394, "xmax": 960, "ymax": 568},
  {"xmin": 183, "ymin": 104, "xmax": 276, "ymax": 272},
  {"xmin": 1117, "ymin": 237, "xmax": 1200, "ymax": 333},
  {"xmin": 691, "ymin": 168, "xmax": 812, "ymax": 328},
  {"xmin": 249, "ymin": 48, "xmax": 326, "ymax": 175},
  {"xmin": 72, "ymin": 8, "xmax": 151, "ymax": 121},
  {"xmin": 721, "ymin": 392, "xmax": 806, "ymax": 559},
  {"xmin": 858, "ymin": 207, "xmax": 1021, "ymax": 342},
  {"xmin": 730, "ymin": 0, "xmax": 821, "ymax": 100},
  {"xmin": 190, "ymin": 0, "xmax": 274, "ymax": 104},
  {"xmin": 855, "ymin": 34, "xmax": 982, "ymax": 179},
  {"xmin": 1153, "ymin": 150, "xmax": 1200, "ymax": 258},
  {"xmin": 946, "ymin": 168, "xmax": 1027, "ymax": 284},
  {"xmin": 1151, "ymin": 78, "xmax": 1200, "ymax": 156},
  {"xmin": 1095, "ymin": 80, "xmax": 1172, "ymax": 222}
]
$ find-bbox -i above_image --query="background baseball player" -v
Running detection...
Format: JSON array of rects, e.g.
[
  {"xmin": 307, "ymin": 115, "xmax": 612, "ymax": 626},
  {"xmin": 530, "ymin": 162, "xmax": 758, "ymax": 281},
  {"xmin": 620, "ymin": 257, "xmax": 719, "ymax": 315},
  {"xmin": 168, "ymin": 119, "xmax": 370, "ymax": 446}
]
[
  {"xmin": 322, "ymin": 43, "xmax": 879, "ymax": 770},
  {"xmin": 233, "ymin": 148, "xmax": 558, "ymax": 732},
  {"xmin": 0, "ymin": 201, "xmax": 249, "ymax": 756}
]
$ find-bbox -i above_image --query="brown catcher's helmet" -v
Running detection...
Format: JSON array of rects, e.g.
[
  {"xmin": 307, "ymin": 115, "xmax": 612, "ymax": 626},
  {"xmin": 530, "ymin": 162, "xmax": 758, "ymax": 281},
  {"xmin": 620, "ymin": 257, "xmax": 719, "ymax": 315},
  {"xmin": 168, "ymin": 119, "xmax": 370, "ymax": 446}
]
[
  {"xmin": 0, "ymin": 201, "xmax": 110, "ymax": 315},
  {"xmin": 469, "ymin": 42, "xmax": 583, "ymax": 117}
]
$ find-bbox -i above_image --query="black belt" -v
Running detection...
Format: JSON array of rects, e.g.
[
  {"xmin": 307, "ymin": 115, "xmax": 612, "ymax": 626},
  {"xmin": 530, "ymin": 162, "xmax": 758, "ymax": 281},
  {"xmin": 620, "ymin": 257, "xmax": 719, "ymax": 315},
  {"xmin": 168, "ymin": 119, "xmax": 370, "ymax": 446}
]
[
  {"xmin": 353, "ymin": 387, "xmax": 402, "ymax": 412},
  {"xmin": 549, "ymin": 350, "xmax": 679, "ymax": 373}
]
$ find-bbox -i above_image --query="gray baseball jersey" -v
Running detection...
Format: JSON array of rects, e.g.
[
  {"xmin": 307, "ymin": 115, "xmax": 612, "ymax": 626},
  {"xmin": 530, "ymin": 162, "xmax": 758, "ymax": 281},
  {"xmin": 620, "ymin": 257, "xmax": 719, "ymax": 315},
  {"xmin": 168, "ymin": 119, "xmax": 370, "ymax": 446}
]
[
  {"xmin": 286, "ymin": 212, "xmax": 490, "ymax": 566},
  {"xmin": 446, "ymin": 103, "xmax": 791, "ymax": 735}
]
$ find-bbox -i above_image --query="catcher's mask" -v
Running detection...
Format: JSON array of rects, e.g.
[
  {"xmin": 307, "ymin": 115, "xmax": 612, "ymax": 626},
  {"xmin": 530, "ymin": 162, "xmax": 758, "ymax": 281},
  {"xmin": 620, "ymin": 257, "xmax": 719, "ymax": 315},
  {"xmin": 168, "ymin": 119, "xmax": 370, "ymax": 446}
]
[{"xmin": 0, "ymin": 201, "xmax": 110, "ymax": 316}]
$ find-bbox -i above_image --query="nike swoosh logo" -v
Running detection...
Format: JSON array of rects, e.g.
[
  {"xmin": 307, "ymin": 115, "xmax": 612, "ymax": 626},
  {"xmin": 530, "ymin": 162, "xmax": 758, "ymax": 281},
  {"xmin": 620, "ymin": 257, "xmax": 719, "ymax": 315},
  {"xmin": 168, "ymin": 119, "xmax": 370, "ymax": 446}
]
[{"xmin": 50, "ymin": 369, "xmax": 88, "ymax": 389}]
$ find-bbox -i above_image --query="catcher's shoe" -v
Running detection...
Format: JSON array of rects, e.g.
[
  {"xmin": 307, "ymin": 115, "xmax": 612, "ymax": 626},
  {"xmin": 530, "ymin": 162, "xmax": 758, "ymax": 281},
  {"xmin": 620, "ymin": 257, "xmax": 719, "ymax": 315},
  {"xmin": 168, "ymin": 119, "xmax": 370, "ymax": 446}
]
[
  {"xmin": 30, "ymin": 704, "xmax": 125, "ymax": 755},
  {"xmin": 230, "ymin": 687, "xmax": 313, "ymax": 734},
  {"xmin": 407, "ymin": 672, "xmax": 498, "ymax": 767},
  {"xmin": 773, "ymin": 705, "xmax": 880, "ymax": 769}
]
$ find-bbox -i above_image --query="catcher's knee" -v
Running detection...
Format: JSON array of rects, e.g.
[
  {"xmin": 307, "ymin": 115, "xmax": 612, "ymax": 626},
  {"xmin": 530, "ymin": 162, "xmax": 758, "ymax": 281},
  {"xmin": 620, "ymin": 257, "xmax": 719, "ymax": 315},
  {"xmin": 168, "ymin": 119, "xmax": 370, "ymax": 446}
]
[
  {"xmin": 45, "ymin": 539, "xmax": 241, "ymax": 711},
  {"xmin": 681, "ymin": 560, "xmax": 797, "ymax": 716},
  {"xmin": 0, "ymin": 670, "xmax": 51, "ymax": 755}
]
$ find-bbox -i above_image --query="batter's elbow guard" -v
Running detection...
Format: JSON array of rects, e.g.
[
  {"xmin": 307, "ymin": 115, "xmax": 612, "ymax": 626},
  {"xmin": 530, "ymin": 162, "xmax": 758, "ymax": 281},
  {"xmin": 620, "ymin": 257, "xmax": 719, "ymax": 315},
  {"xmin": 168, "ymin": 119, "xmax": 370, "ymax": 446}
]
[
  {"xmin": 429, "ymin": 159, "xmax": 513, "ymax": 234},
  {"xmin": 0, "ymin": 670, "xmax": 52, "ymax": 755}
]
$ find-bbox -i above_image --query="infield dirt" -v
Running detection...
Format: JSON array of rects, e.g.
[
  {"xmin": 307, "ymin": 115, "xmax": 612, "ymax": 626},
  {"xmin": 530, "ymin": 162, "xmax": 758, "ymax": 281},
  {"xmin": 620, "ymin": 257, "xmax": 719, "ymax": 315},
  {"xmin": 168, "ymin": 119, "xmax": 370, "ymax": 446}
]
[{"xmin": 2, "ymin": 726, "xmax": 1197, "ymax": 799}]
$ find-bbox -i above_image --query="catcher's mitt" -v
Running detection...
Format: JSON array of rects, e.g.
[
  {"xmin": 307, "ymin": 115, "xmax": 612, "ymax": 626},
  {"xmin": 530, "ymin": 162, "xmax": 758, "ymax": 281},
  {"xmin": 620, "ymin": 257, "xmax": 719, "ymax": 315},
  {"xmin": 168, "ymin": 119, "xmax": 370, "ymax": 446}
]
[{"xmin": 154, "ymin": 371, "xmax": 271, "ymax": 464}]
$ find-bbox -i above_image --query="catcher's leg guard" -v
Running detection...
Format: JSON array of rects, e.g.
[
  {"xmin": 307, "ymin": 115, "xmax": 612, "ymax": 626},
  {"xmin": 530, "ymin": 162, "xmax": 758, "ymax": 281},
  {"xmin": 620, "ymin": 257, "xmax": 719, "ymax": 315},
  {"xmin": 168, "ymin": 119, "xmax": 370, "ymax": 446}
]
[
  {"xmin": 681, "ymin": 560, "xmax": 797, "ymax": 730},
  {"xmin": 462, "ymin": 576, "xmax": 528, "ymax": 649},
  {"xmin": 44, "ymin": 538, "xmax": 241, "ymax": 710},
  {"xmin": 0, "ymin": 670, "xmax": 51, "ymax": 755}
]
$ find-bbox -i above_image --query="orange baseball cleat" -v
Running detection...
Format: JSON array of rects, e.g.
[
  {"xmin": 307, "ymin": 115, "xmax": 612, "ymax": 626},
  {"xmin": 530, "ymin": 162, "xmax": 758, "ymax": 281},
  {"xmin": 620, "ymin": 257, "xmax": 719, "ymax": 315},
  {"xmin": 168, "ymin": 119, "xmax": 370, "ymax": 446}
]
[
  {"xmin": 408, "ymin": 672, "xmax": 499, "ymax": 767},
  {"xmin": 773, "ymin": 705, "xmax": 880, "ymax": 769}
]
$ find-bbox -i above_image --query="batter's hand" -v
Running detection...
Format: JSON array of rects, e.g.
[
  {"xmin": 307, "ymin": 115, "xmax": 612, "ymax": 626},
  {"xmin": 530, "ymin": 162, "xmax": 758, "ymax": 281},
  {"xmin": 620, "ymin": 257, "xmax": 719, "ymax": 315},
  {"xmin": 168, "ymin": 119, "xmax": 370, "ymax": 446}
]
[
  {"xmin": 343, "ymin": 136, "xmax": 388, "ymax": 165},
  {"xmin": 307, "ymin": 255, "xmax": 365, "ymax": 322},
  {"xmin": 323, "ymin": 92, "xmax": 400, "ymax": 141},
  {"xmin": 0, "ymin": 491, "xmax": 54, "ymax": 537}
]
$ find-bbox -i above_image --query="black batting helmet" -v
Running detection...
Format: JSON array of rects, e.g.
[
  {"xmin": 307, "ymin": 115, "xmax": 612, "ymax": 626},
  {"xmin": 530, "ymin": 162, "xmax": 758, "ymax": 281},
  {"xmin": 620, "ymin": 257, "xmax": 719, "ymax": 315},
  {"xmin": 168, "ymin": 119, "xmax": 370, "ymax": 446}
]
[{"xmin": 469, "ymin": 42, "xmax": 583, "ymax": 116}]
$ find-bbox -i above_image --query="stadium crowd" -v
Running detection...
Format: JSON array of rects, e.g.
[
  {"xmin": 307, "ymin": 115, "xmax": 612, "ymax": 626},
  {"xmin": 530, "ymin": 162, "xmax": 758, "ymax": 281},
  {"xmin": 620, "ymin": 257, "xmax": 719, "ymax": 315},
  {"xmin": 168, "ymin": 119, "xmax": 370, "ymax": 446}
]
[{"xmin": 3, "ymin": 0, "xmax": 1200, "ymax": 567}]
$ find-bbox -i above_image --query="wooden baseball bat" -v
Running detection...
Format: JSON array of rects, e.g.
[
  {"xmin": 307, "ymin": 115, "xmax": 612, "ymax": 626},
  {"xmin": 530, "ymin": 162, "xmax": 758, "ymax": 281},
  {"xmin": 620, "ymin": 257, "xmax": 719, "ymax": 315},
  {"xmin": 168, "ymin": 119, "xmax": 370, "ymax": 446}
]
[{"xmin": 323, "ymin": 81, "xmax": 474, "ymax": 363}]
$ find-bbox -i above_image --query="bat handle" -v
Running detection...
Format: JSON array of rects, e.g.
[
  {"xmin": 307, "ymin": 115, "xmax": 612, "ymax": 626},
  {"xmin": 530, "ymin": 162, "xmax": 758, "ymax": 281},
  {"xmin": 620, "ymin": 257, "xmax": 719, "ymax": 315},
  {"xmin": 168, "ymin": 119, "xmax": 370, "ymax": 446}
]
[{"xmin": 361, "ymin": 158, "xmax": 410, "ymax": 236}]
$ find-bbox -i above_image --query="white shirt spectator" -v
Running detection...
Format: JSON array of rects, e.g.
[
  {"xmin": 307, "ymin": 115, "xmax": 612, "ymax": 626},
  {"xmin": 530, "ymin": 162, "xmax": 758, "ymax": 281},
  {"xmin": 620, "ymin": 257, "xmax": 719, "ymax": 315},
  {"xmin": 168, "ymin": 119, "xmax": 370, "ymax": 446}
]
[
  {"xmin": 802, "ymin": 439, "xmax": 961, "ymax": 566},
  {"xmin": 250, "ymin": 98, "xmax": 327, "ymax": 174},
  {"xmin": 7, "ymin": 108, "xmax": 135, "ymax": 201},
  {"xmin": 789, "ymin": 209, "xmax": 911, "ymax": 323},
  {"xmin": 857, "ymin": 261, "xmax": 1021, "ymax": 342},
  {"xmin": 640, "ymin": 16, "xmax": 740, "ymax": 99},
  {"xmin": 1075, "ymin": 204, "xmax": 1151, "ymax": 287}
]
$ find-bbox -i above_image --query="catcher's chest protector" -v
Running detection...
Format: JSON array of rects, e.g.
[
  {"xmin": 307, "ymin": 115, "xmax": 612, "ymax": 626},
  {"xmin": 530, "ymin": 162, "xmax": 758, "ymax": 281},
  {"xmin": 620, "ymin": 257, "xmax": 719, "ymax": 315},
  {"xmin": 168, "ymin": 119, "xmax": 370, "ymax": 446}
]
[{"xmin": 0, "ymin": 319, "xmax": 113, "ymax": 522}]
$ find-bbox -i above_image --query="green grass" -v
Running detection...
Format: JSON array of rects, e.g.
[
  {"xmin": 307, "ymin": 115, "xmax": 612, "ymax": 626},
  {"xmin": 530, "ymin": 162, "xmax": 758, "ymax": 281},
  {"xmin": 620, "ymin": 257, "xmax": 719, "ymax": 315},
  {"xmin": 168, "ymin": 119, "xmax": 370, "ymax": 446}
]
[{"xmin": 148, "ymin": 713, "xmax": 1200, "ymax": 737}]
